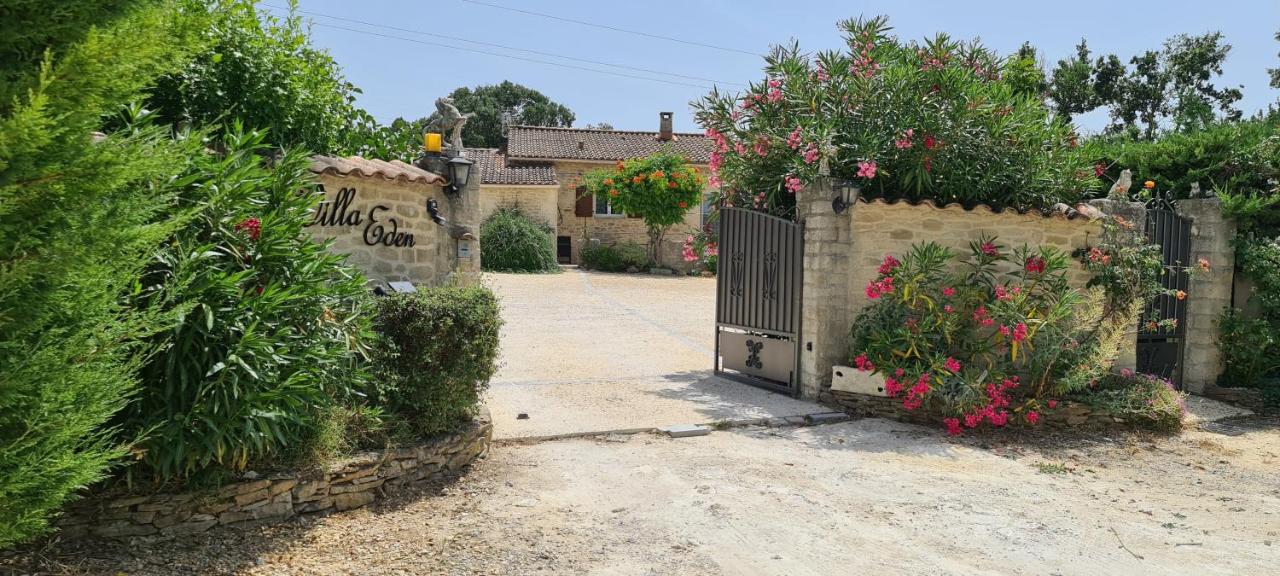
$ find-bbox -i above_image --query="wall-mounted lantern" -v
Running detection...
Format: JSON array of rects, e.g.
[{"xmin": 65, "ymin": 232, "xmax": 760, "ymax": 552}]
[
  {"xmin": 445, "ymin": 155, "xmax": 474, "ymax": 195},
  {"xmin": 832, "ymin": 180, "xmax": 860, "ymax": 214}
]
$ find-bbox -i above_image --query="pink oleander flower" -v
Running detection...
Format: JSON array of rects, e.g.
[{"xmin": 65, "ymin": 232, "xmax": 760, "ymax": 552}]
[
  {"xmin": 877, "ymin": 255, "xmax": 900, "ymax": 276},
  {"xmin": 815, "ymin": 65, "xmax": 829, "ymax": 82},
  {"xmin": 857, "ymin": 160, "xmax": 878, "ymax": 179},
  {"xmin": 1120, "ymin": 368, "xmax": 1134, "ymax": 378},
  {"xmin": 786, "ymin": 126, "xmax": 803, "ymax": 150},
  {"xmin": 735, "ymin": 142, "xmax": 748, "ymax": 156},
  {"xmin": 865, "ymin": 280, "xmax": 881, "ymax": 299},
  {"xmin": 980, "ymin": 242, "xmax": 999, "ymax": 256},
  {"xmin": 884, "ymin": 377, "xmax": 902, "ymax": 397},
  {"xmin": 989, "ymin": 410, "xmax": 1009, "ymax": 427},
  {"xmin": 942, "ymin": 286, "xmax": 956, "ymax": 297},
  {"xmin": 1094, "ymin": 163, "xmax": 1106, "ymax": 178},
  {"xmin": 853, "ymin": 353, "xmax": 874, "ymax": 372},
  {"xmin": 963, "ymin": 412, "xmax": 982, "ymax": 428},
  {"xmin": 994, "ymin": 286, "xmax": 1009, "ymax": 301},
  {"xmin": 999, "ymin": 325, "xmax": 1012, "ymax": 337},
  {"xmin": 1012, "ymin": 323, "xmax": 1028, "ymax": 343},
  {"xmin": 784, "ymin": 174, "xmax": 803, "ymax": 194},
  {"xmin": 894, "ymin": 128, "xmax": 914, "ymax": 149},
  {"xmin": 768, "ymin": 78, "xmax": 782, "ymax": 89},
  {"xmin": 944, "ymin": 418, "xmax": 962, "ymax": 436},
  {"xmin": 803, "ymin": 143, "xmax": 820, "ymax": 165},
  {"xmin": 1024, "ymin": 256, "xmax": 1046, "ymax": 274},
  {"xmin": 1025, "ymin": 411, "xmax": 1040, "ymax": 425},
  {"xmin": 1047, "ymin": 399, "xmax": 1059, "ymax": 409},
  {"xmin": 753, "ymin": 136, "xmax": 769, "ymax": 157},
  {"xmin": 943, "ymin": 304, "xmax": 954, "ymax": 314},
  {"xmin": 944, "ymin": 357, "xmax": 961, "ymax": 373},
  {"xmin": 767, "ymin": 88, "xmax": 783, "ymax": 102}
]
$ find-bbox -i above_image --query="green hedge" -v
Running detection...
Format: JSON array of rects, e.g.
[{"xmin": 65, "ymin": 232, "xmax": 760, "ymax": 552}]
[
  {"xmin": 480, "ymin": 208, "xmax": 559, "ymax": 273},
  {"xmin": 580, "ymin": 243, "xmax": 649, "ymax": 272},
  {"xmin": 371, "ymin": 286, "xmax": 501, "ymax": 436}
]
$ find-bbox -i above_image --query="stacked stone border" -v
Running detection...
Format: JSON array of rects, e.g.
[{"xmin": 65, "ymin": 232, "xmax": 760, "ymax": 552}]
[{"xmin": 57, "ymin": 408, "xmax": 492, "ymax": 540}]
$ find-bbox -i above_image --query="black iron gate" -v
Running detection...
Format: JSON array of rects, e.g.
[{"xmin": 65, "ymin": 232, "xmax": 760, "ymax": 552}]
[
  {"xmin": 714, "ymin": 208, "xmax": 803, "ymax": 396},
  {"xmin": 1137, "ymin": 206, "xmax": 1191, "ymax": 386}
]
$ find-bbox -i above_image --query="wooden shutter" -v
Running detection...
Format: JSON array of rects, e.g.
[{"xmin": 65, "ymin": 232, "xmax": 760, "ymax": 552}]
[{"xmin": 574, "ymin": 186, "xmax": 593, "ymax": 217}]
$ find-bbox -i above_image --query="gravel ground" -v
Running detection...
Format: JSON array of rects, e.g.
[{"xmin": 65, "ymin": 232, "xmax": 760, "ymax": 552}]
[
  {"xmin": 483, "ymin": 269, "xmax": 824, "ymax": 440},
  {"xmin": 7, "ymin": 417, "xmax": 1277, "ymax": 576}
]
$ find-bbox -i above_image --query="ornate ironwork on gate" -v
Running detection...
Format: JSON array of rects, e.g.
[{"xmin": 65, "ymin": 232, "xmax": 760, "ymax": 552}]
[
  {"xmin": 1137, "ymin": 201, "xmax": 1191, "ymax": 387},
  {"xmin": 714, "ymin": 208, "xmax": 803, "ymax": 396}
]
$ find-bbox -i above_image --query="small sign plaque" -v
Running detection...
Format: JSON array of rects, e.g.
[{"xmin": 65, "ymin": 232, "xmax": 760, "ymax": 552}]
[
  {"xmin": 387, "ymin": 281, "xmax": 417, "ymax": 294},
  {"xmin": 458, "ymin": 241, "xmax": 472, "ymax": 259}
]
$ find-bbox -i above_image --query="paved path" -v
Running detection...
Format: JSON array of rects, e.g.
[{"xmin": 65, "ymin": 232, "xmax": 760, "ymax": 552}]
[{"xmin": 483, "ymin": 268, "xmax": 825, "ymax": 439}]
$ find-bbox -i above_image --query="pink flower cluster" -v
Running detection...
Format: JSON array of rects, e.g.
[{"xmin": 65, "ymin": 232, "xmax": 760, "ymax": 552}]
[
  {"xmin": 766, "ymin": 78, "xmax": 783, "ymax": 102},
  {"xmin": 803, "ymin": 143, "xmax": 820, "ymax": 165},
  {"xmin": 235, "ymin": 217, "xmax": 262, "ymax": 241},
  {"xmin": 857, "ymin": 160, "xmax": 878, "ymax": 179},
  {"xmin": 682, "ymin": 235, "xmax": 698, "ymax": 262},
  {"xmin": 1024, "ymin": 256, "xmax": 1046, "ymax": 274},
  {"xmin": 894, "ymin": 128, "xmax": 914, "ymax": 149},
  {"xmin": 877, "ymin": 255, "xmax": 900, "ymax": 276},
  {"xmin": 980, "ymin": 242, "xmax": 999, "ymax": 257},
  {"xmin": 901, "ymin": 373, "xmax": 931, "ymax": 410},
  {"xmin": 864, "ymin": 275, "xmax": 894, "ymax": 299},
  {"xmin": 784, "ymin": 174, "xmax": 803, "ymax": 194},
  {"xmin": 853, "ymin": 353, "xmax": 875, "ymax": 372},
  {"xmin": 971, "ymin": 305, "xmax": 993, "ymax": 327},
  {"xmin": 786, "ymin": 126, "xmax": 803, "ymax": 150}
]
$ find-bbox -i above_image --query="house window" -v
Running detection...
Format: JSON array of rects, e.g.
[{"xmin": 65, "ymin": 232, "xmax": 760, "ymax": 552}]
[{"xmin": 594, "ymin": 193, "xmax": 623, "ymax": 217}]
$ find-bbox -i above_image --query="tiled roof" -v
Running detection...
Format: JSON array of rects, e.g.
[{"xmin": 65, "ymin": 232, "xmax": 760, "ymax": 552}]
[
  {"xmin": 506, "ymin": 125, "xmax": 712, "ymax": 163},
  {"xmin": 310, "ymin": 155, "xmax": 445, "ymax": 186},
  {"xmin": 468, "ymin": 148, "xmax": 558, "ymax": 186},
  {"xmin": 855, "ymin": 194, "xmax": 1101, "ymax": 221}
]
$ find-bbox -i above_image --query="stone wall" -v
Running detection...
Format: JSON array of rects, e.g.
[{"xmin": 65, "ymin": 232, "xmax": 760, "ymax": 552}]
[
  {"xmin": 1176, "ymin": 198, "xmax": 1236, "ymax": 393},
  {"xmin": 795, "ymin": 178, "xmax": 1108, "ymax": 399},
  {"xmin": 56, "ymin": 409, "xmax": 492, "ymax": 540},
  {"xmin": 480, "ymin": 184, "xmax": 559, "ymax": 228},
  {"xmin": 553, "ymin": 160, "xmax": 705, "ymax": 270}
]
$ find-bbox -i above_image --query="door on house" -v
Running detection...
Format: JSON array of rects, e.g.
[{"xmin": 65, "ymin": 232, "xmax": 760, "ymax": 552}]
[{"xmin": 714, "ymin": 207, "xmax": 803, "ymax": 396}]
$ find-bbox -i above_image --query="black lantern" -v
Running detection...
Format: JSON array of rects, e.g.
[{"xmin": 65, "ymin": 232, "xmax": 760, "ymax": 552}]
[
  {"xmin": 445, "ymin": 155, "xmax": 474, "ymax": 194},
  {"xmin": 832, "ymin": 179, "xmax": 860, "ymax": 214}
]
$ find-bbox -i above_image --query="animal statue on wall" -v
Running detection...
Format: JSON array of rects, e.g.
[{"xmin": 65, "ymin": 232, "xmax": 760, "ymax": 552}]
[
  {"xmin": 1107, "ymin": 169, "xmax": 1132, "ymax": 200},
  {"xmin": 425, "ymin": 97, "xmax": 472, "ymax": 153}
]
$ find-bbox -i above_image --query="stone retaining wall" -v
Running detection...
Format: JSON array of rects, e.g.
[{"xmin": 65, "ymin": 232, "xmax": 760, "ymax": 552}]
[
  {"xmin": 57, "ymin": 409, "xmax": 492, "ymax": 540},
  {"xmin": 821, "ymin": 390, "xmax": 1151, "ymax": 432}
]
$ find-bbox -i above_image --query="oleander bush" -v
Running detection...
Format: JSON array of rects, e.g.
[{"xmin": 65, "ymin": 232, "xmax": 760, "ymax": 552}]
[
  {"xmin": 121, "ymin": 127, "xmax": 375, "ymax": 482},
  {"xmin": 580, "ymin": 243, "xmax": 650, "ymax": 272},
  {"xmin": 1072, "ymin": 372, "xmax": 1186, "ymax": 433},
  {"xmin": 371, "ymin": 287, "xmax": 502, "ymax": 436},
  {"xmin": 480, "ymin": 207, "xmax": 559, "ymax": 273}
]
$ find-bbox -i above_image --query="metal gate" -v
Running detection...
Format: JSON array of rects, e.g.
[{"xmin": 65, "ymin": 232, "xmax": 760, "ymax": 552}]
[
  {"xmin": 714, "ymin": 208, "xmax": 803, "ymax": 396},
  {"xmin": 1137, "ymin": 205, "xmax": 1191, "ymax": 387}
]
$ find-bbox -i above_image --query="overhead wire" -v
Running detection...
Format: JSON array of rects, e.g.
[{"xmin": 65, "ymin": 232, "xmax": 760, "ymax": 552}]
[{"xmin": 260, "ymin": 4, "xmax": 745, "ymax": 87}]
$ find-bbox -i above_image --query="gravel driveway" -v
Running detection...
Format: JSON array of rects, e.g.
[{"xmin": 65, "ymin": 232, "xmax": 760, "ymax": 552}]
[
  {"xmin": 14, "ymin": 418, "xmax": 1278, "ymax": 575},
  {"xmin": 482, "ymin": 269, "xmax": 825, "ymax": 439}
]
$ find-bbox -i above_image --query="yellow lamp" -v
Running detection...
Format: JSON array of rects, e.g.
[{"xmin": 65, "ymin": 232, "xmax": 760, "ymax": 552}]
[{"xmin": 423, "ymin": 132, "xmax": 442, "ymax": 153}]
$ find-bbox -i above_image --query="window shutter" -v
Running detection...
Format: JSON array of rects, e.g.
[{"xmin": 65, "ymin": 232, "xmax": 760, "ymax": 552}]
[{"xmin": 574, "ymin": 186, "xmax": 593, "ymax": 217}]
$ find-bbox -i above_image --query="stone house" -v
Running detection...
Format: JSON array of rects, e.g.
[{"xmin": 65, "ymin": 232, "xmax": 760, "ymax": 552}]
[{"xmin": 475, "ymin": 112, "xmax": 714, "ymax": 268}]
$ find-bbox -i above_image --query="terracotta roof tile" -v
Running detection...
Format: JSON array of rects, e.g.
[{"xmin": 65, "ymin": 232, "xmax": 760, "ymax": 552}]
[
  {"xmin": 506, "ymin": 125, "xmax": 712, "ymax": 163},
  {"xmin": 468, "ymin": 148, "xmax": 557, "ymax": 185},
  {"xmin": 855, "ymin": 194, "xmax": 1099, "ymax": 221},
  {"xmin": 310, "ymin": 155, "xmax": 445, "ymax": 186}
]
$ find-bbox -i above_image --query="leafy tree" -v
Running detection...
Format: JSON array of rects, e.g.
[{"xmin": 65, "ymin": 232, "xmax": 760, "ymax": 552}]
[
  {"xmin": 0, "ymin": 0, "xmax": 203, "ymax": 546},
  {"xmin": 428, "ymin": 81, "xmax": 575, "ymax": 148},
  {"xmin": 1047, "ymin": 40, "xmax": 1102, "ymax": 121},
  {"xmin": 1270, "ymin": 30, "xmax": 1280, "ymax": 89},
  {"xmin": 1163, "ymin": 33, "xmax": 1243, "ymax": 131},
  {"xmin": 147, "ymin": 0, "xmax": 373, "ymax": 154},
  {"xmin": 583, "ymin": 122, "xmax": 615, "ymax": 130},
  {"xmin": 582, "ymin": 152, "xmax": 703, "ymax": 267},
  {"xmin": 1003, "ymin": 42, "xmax": 1048, "ymax": 99}
]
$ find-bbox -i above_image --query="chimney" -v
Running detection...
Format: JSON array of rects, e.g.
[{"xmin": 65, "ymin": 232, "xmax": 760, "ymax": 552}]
[{"xmin": 658, "ymin": 112, "xmax": 673, "ymax": 141}]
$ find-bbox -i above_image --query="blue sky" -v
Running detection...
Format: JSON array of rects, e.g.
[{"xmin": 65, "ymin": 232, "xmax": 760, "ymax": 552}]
[{"xmin": 272, "ymin": 0, "xmax": 1280, "ymax": 134}]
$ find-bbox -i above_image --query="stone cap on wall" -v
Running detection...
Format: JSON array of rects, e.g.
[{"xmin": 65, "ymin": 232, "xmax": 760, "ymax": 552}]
[
  {"xmin": 311, "ymin": 155, "xmax": 445, "ymax": 188},
  {"xmin": 855, "ymin": 194, "xmax": 1103, "ymax": 221}
]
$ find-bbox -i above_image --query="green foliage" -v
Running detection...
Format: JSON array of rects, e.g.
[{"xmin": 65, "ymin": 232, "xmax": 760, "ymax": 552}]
[
  {"xmin": 1217, "ymin": 309, "xmax": 1277, "ymax": 387},
  {"xmin": 1048, "ymin": 33, "xmax": 1243, "ymax": 137},
  {"xmin": 848, "ymin": 233, "xmax": 1158, "ymax": 433},
  {"xmin": 371, "ymin": 287, "xmax": 501, "ymax": 437},
  {"xmin": 0, "ymin": 1, "xmax": 203, "ymax": 547},
  {"xmin": 427, "ymin": 81, "xmax": 575, "ymax": 148},
  {"xmin": 580, "ymin": 243, "xmax": 650, "ymax": 272},
  {"xmin": 582, "ymin": 152, "xmax": 704, "ymax": 266},
  {"xmin": 694, "ymin": 15, "xmax": 1093, "ymax": 217},
  {"xmin": 1085, "ymin": 118, "xmax": 1279, "ymax": 204},
  {"xmin": 1078, "ymin": 216, "xmax": 1178, "ymax": 320},
  {"xmin": 121, "ymin": 128, "xmax": 374, "ymax": 482},
  {"xmin": 1073, "ymin": 373, "xmax": 1186, "ymax": 433},
  {"xmin": 480, "ymin": 208, "xmax": 559, "ymax": 273},
  {"xmin": 147, "ymin": 0, "xmax": 374, "ymax": 155}
]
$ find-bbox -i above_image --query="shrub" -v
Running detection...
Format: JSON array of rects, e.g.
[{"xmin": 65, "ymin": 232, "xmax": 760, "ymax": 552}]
[
  {"xmin": 371, "ymin": 286, "xmax": 501, "ymax": 437},
  {"xmin": 848, "ymin": 221, "xmax": 1174, "ymax": 435},
  {"xmin": 121, "ymin": 128, "xmax": 374, "ymax": 482},
  {"xmin": 480, "ymin": 208, "xmax": 559, "ymax": 273},
  {"xmin": 580, "ymin": 243, "xmax": 649, "ymax": 272},
  {"xmin": 693, "ymin": 15, "xmax": 1094, "ymax": 219},
  {"xmin": 0, "ymin": 3, "xmax": 203, "ymax": 547},
  {"xmin": 581, "ymin": 152, "xmax": 704, "ymax": 267},
  {"xmin": 1217, "ymin": 309, "xmax": 1278, "ymax": 387},
  {"xmin": 1073, "ymin": 372, "xmax": 1186, "ymax": 433},
  {"xmin": 682, "ymin": 228, "xmax": 719, "ymax": 274}
]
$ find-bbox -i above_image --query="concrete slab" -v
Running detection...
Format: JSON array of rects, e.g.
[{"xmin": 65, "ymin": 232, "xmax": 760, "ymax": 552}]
[
  {"xmin": 1184, "ymin": 394, "xmax": 1253, "ymax": 425},
  {"xmin": 484, "ymin": 270, "xmax": 827, "ymax": 440},
  {"xmin": 658, "ymin": 424, "xmax": 710, "ymax": 438}
]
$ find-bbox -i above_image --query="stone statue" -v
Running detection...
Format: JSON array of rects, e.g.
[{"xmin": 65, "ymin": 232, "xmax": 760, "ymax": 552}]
[
  {"xmin": 425, "ymin": 97, "xmax": 472, "ymax": 153},
  {"xmin": 1190, "ymin": 181, "xmax": 1202, "ymax": 198},
  {"xmin": 1107, "ymin": 169, "xmax": 1132, "ymax": 200}
]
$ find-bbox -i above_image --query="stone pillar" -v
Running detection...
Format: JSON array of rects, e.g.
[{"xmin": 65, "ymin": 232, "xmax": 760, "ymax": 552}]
[
  {"xmin": 797, "ymin": 178, "xmax": 853, "ymax": 399},
  {"xmin": 1088, "ymin": 198, "xmax": 1146, "ymax": 371},
  {"xmin": 1177, "ymin": 198, "xmax": 1235, "ymax": 394},
  {"xmin": 447, "ymin": 166, "xmax": 482, "ymax": 286}
]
